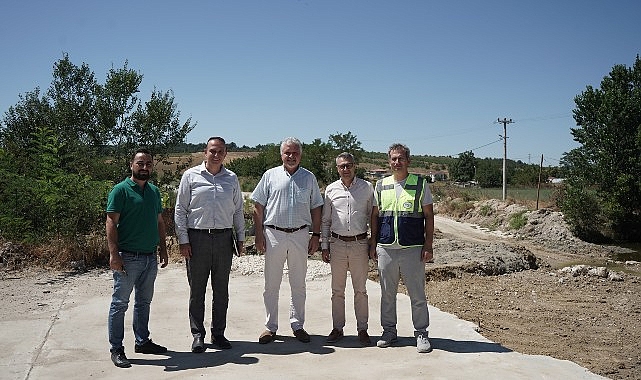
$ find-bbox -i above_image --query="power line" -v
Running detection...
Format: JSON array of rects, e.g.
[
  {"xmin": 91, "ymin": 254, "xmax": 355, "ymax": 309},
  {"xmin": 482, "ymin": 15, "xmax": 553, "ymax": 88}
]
[{"xmin": 463, "ymin": 138, "xmax": 503, "ymax": 154}]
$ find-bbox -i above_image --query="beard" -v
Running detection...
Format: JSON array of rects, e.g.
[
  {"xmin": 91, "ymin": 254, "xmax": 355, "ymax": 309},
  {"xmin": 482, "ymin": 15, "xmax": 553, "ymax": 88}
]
[{"xmin": 133, "ymin": 171, "xmax": 150, "ymax": 180}]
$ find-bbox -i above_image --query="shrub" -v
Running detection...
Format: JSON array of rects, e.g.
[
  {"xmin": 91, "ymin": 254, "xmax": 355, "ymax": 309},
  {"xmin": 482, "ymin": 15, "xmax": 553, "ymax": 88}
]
[
  {"xmin": 508, "ymin": 211, "xmax": 528, "ymax": 230},
  {"xmin": 479, "ymin": 204, "xmax": 493, "ymax": 216}
]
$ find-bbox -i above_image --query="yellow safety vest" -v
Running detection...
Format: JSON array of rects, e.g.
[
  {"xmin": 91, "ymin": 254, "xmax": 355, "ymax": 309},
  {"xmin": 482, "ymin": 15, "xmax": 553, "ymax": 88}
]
[{"xmin": 376, "ymin": 174, "xmax": 425, "ymax": 247}]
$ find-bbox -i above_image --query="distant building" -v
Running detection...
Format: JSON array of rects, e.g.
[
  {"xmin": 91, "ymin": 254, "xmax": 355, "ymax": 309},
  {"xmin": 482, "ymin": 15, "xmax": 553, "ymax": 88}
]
[
  {"xmin": 366, "ymin": 169, "xmax": 389, "ymax": 179},
  {"xmin": 548, "ymin": 177, "xmax": 565, "ymax": 184},
  {"xmin": 426, "ymin": 170, "xmax": 448, "ymax": 182}
]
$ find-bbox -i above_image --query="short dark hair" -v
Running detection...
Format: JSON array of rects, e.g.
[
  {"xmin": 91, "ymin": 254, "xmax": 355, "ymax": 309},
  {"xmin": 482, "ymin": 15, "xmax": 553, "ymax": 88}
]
[
  {"xmin": 207, "ymin": 136, "xmax": 226, "ymax": 145},
  {"xmin": 388, "ymin": 143, "xmax": 410, "ymax": 160},
  {"xmin": 335, "ymin": 152, "xmax": 355, "ymax": 165},
  {"xmin": 206, "ymin": 136, "xmax": 227, "ymax": 152},
  {"xmin": 131, "ymin": 148, "xmax": 153, "ymax": 161}
]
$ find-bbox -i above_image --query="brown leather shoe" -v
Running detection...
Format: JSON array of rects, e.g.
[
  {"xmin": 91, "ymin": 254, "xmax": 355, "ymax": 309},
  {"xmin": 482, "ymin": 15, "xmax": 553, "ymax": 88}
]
[
  {"xmin": 259, "ymin": 330, "xmax": 276, "ymax": 344},
  {"xmin": 293, "ymin": 328, "xmax": 311, "ymax": 343},
  {"xmin": 358, "ymin": 330, "xmax": 372, "ymax": 347},
  {"xmin": 326, "ymin": 328, "xmax": 344, "ymax": 343}
]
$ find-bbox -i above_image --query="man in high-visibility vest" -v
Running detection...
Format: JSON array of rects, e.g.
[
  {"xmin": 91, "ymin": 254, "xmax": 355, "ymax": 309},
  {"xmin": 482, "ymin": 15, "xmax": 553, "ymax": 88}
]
[{"xmin": 369, "ymin": 143, "xmax": 434, "ymax": 353}]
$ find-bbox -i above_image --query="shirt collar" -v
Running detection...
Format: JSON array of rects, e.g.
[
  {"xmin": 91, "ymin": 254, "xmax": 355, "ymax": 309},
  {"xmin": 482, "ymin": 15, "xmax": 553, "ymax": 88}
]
[
  {"xmin": 125, "ymin": 177, "xmax": 147, "ymax": 190},
  {"xmin": 199, "ymin": 161, "xmax": 227, "ymax": 176},
  {"xmin": 282, "ymin": 165, "xmax": 300, "ymax": 176}
]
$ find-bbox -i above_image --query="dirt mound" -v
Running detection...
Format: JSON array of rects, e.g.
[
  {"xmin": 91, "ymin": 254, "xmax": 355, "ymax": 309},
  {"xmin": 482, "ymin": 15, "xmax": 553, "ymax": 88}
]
[{"xmin": 427, "ymin": 198, "xmax": 641, "ymax": 379}]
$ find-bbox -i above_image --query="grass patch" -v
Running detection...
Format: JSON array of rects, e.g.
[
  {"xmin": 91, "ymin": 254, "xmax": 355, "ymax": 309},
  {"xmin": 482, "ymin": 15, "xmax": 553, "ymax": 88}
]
[{"xmin": 508, "ymin": 211, "xmax": 528, "ymax": 230}]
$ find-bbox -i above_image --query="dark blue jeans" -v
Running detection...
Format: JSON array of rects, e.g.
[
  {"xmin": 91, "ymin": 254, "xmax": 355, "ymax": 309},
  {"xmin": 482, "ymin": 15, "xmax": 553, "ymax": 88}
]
[{"xmin": 108, "ymin": 251, "xmax": 158, "ymax": 352}]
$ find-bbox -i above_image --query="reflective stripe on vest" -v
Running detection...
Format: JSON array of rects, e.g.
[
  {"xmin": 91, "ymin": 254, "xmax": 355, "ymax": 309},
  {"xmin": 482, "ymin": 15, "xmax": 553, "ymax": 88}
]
[{"xmin": 376, "ymin": 174, "xmax": 425, "ymax": 246}]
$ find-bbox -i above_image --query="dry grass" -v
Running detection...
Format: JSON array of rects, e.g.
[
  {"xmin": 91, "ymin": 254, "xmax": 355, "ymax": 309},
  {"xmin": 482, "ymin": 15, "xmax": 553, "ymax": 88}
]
[{"xmin": 155, "ymin": 152, "xmax": 258, "ymax": 174}]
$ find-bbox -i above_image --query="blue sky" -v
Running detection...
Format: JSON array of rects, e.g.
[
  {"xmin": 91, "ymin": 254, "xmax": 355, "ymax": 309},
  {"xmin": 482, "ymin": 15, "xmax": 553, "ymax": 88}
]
[{"xmin": 1, "ymin": 1, "xmax": 640, "ymax": 165}]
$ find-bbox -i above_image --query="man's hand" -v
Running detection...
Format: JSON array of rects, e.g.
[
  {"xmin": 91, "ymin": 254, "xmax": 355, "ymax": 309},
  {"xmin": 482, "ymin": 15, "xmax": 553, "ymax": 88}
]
[
  {"xmin": 421, "ymin": 243, "xmax": 434, "ymax": 263},
  {"xmin": 368, "ymin": 238, "xmax": 378, "ymax": 261},
  {"xmin": 255, "ymin": 231, "xmax": 266, "ymax": 253},
  {"xmin": 236, "ymin": 241, "xmax": 246, "ymax": 257},
  {"xmin": 180, "ymin": 243, "xmax": 192, "ymax": 258},
  {"xmin": 308, "ymin": 235, "xmax": 320, "ymax": 255},
  {"xmin": 321, "ymin": 248, "xmax": 330, "ymax": 263},
  {"xmin": 159, "ymin": 250, "xmax": 169, "ymax": 268},
  {"xmin": 109, "ymin": 253, "xmax": 124, "ymax": 272}
]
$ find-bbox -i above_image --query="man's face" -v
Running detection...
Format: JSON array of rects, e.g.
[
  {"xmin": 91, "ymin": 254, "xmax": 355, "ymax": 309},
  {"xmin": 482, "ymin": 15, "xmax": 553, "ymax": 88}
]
[
  {"xmin": 204, "ymin": 139, "xmax": 227, "ymax": 166},
  {"xmin": 388, "ymin": 149, "xmax": 409, "ymax": 173},
  {"xmin": 131, "ymin": 153, "xmax": 153, "ymax": 181},
  {"xmin": 281, "ymin": 143, "xmax": 301, "ymax": 172},
  {"xmin": 336, "ymin": 157, "xmax": 355, "ymax": 182}
]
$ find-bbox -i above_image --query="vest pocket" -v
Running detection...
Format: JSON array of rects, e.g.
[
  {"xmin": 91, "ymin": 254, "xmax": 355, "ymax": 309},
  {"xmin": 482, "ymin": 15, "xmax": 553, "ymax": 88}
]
[
  {"xmin": 398, "ymin": 217, "xmax": 425, "ymax": 246},
  {"xmin": 379, "ymin": 216, "xmax": 395, "ymax": 244}
]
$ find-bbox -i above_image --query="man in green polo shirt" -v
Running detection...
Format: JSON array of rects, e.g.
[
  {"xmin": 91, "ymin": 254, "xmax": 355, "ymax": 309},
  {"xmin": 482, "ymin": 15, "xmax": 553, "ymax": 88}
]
[{"xmin": 106, "ymin": 148, "xmax": 169, "ymax": 368}]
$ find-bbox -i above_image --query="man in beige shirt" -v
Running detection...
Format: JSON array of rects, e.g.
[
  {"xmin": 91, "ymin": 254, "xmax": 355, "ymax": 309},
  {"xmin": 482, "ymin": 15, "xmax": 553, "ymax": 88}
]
[{"xmin": 321, "ymin": 152, "xmax": 376, "ymax": 347}]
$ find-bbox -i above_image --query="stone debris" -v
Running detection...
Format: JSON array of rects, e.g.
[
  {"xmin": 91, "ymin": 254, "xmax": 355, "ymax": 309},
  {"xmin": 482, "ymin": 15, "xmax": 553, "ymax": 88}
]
[{"xmin": 559, "ymin": 264, "xmax": 624, "ymax": 281}]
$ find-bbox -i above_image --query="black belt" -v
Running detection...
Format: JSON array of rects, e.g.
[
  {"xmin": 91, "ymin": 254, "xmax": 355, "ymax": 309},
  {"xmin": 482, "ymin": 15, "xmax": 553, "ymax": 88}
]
[
  {"xmin": 190, "ymin": 228, "xmax": 232, "ymax": 234},
  {"xmin": 266, "ymin": 225, "xmax": 307, "ymax": 233},
  {"xmin": 331, "ymin": 232, "xmax": 368, "ymax": 242},
  {"xmin": 121, "ymin": 250, "xmax": 155, "ymax": 255}
]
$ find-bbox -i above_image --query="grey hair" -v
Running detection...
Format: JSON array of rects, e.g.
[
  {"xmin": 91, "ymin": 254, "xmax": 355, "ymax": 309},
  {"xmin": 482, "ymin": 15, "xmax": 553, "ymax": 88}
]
[
  {"xmin": 280, "ymin": 137, "xmax": 303, "ymax": 154},
  {"xmin": 335, "ymin": 152, "xmax": 355, "ymax": 165},
  {"xmin": 388, "ymin": 143, "xmax": 410, "ymax": 160}
]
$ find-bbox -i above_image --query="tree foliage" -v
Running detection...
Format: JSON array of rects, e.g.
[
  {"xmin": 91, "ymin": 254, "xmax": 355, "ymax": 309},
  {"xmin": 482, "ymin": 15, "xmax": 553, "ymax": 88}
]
[
  {"xmin": 561, "ymin": 55, "xmax": 641, "ymax": 241},
  {"xmin": 0, "ymin": 54, "xmax": 194, "ymax": 242},
  {"xmin": 475, "ymin": 159, "xmax": 502, "ymax": 188},
  {"xmin": 450, "ymin": 150, "xmax": 476, "ymax": 182}
]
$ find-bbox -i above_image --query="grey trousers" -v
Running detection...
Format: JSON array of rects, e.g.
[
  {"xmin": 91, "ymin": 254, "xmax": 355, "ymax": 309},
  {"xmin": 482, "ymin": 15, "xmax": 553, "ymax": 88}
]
[
  {"xmin": 186, "ymin": 229, "xmax": 234, "ymax": 338},
  {"xmin": 377, "ymin": 245, "xmax": 429, "ymax": 334}
]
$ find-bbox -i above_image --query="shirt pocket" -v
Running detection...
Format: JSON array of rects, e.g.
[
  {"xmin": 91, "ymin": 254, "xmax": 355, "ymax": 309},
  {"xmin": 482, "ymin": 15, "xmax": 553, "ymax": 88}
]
[{"xmin": 294, "ymin": 187, "xmax": 309, "ymax": 203}]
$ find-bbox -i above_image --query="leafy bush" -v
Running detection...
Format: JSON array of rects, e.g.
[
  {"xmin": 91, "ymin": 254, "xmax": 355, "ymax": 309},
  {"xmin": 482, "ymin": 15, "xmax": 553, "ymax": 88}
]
[
  {"xmin": 559, "ymin": 184, "xmax": 608, "ymax": 242},
  {"xmin": 508, "ymin": 211, "xmax": 528, "ymax": 230}
]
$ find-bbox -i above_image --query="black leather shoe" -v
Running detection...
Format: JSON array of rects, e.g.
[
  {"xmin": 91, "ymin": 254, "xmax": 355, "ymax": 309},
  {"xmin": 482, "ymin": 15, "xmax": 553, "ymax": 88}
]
[
  {"xmin": 110, "ymin": 349, "xmax": 131, "ymax": 368},
  {"xmin": 293, "ymin": 328, "xmax": 311, "ymax": 343},
  {"xmin": 212, "ymin": 335, "xmax": 232, "ymax": 349},
  {"xmin": 191, "ymin": 336, "xmax": 205, "ymax": 353},
  {"xmin": 134, "ymin": 339, "xmax": 167, "ymax": 354}
]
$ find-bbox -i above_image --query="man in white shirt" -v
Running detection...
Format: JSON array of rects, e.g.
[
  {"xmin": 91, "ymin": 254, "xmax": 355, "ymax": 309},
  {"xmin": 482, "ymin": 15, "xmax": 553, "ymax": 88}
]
[
  {"xmin": 174, "ymin": 137, "xmax": 245, "ymax": 353},
  {"xmin": 251, "ymin": 137, "xmax": 323, "ymax": 344},
  {"xmin": 321, "ymin": 152, "xmax": 375, "ymax": 347}
]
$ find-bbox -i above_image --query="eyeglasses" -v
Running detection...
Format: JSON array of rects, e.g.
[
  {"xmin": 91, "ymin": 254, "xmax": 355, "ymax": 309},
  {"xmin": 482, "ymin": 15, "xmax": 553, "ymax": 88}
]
[{"xmin": 337, "ymin": 163, "xmax": 354, "ymax": 170}]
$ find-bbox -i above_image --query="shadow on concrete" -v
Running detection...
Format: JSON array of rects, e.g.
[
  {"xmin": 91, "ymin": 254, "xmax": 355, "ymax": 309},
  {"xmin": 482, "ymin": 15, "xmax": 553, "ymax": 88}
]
[
  {"xmin": 129, "ymin": 335, "xmax": 336, "ymax": 372},
  {"xmin": 431, "ymin": 337, "xmax": 512, "ymax": 353}
]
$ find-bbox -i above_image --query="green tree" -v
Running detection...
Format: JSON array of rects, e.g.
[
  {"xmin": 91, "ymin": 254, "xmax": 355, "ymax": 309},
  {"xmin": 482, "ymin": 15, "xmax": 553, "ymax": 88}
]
[
  {"xmin": 450, "ymin": 150, "xmax": 476, "ymax": 182},
  {"xmin": 301, "ymin": 138, "xmax": 334, "ymax": 185},
  {"xmin": 511, "ymin": 164, "xmax": 540, "ymax": 187},
  {"xmin": 0, "ymin": 89, "xmax": 53, "ymax": 174},
  {"xmin": 328, "ymin": 131, "xmax": 364, "ymax": 161},
  {"xmin": 0, "ymin": 54, "xmax": 194, "ymax": 243},
  {"xmin": 562, "ymin": 55, "xmax": 641, "ymax": 241},
  {"xmin": 476, "ymin": 159, "xmax": 502, "ymax": 188}
]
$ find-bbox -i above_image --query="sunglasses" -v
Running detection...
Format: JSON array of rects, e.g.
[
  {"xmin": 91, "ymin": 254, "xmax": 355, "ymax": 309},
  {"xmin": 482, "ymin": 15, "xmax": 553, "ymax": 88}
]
[{"xmin": 337, "ymin": 163, "xmax": 354, "ymax": 169}]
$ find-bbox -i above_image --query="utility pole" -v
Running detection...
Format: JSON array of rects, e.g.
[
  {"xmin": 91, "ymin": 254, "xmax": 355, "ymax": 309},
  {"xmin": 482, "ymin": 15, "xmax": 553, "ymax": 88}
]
[
  {"xmin": 497, "ymin": 117, "xmax": 514, "ymax": 201},
  {"xmin": 536, "ymin": 154, "xmax": 543, "ymax": 210}
]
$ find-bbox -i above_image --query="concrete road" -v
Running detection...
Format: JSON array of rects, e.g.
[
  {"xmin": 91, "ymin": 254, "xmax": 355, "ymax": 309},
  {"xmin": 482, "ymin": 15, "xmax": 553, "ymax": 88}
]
[{"xmin": 1, "ymin": 262, "xmax": 605, "ymax": 380}]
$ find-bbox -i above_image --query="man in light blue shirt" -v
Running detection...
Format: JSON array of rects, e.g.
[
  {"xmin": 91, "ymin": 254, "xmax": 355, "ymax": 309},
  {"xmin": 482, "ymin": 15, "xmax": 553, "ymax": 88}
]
[
  {"xmin": 251, "ymin": 137, "xmax": 323, "ymax": 344},
  {"xmin": 175, "ymin": 137, "xmax": 245, "ymax": 353}
]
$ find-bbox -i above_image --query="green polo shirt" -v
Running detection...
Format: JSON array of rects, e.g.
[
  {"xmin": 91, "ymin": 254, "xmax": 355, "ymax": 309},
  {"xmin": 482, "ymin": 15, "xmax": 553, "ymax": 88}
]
[{"xmin": 106, "ymin": 177, "xmax": 163, "ymax": 253}]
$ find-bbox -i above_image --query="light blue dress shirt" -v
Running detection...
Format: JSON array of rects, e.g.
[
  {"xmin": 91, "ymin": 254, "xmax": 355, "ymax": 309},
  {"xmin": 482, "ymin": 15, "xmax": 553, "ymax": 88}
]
[{"xmin": 251, "ymin": 165, "xmax": 323, "ymax": 229}]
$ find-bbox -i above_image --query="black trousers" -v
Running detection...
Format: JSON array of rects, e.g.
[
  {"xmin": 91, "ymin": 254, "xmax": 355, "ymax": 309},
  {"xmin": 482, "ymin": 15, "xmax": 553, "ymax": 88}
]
[{"xmin": 186, "ymin": 229, "xmax": 234, "ymax": 338}]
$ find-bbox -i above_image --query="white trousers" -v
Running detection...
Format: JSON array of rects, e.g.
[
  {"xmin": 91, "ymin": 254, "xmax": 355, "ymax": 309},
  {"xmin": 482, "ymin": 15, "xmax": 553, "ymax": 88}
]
[{"xmin": 263, "ymin": 227, "xmax": 309, "ymax": 332}]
